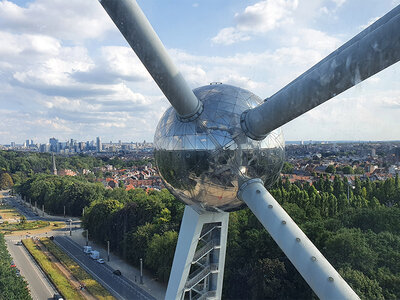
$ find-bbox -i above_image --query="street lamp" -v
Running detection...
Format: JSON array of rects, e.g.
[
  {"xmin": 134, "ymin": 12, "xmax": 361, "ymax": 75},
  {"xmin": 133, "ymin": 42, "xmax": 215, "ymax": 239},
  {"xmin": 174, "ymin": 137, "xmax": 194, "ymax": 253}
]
[
  {"xmin": 68, "ymin": 219, "xmax": 72, "ymax": 236},
  {"xmin": 107, "ymin": 240, "xmax": 110, "ymax": 262},
  {"xmin": 140, "ymin": 258, "xmax": 143, "ymax": 284}
]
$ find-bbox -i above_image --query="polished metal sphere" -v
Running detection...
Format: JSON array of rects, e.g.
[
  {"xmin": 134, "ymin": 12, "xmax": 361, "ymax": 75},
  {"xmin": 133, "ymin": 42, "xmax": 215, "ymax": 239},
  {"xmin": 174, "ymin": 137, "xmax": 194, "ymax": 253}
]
[{"xmin": 154, "ymin": 84, "xmax": 285, "ymax": 212}]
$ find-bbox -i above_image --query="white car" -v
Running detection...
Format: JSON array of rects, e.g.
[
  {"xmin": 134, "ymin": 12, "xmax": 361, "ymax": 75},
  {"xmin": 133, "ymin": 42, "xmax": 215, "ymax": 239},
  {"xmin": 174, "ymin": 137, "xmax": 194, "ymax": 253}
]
[{"xmin": 97, "ymin": 258, "xmax": 105, "ymax": 264}]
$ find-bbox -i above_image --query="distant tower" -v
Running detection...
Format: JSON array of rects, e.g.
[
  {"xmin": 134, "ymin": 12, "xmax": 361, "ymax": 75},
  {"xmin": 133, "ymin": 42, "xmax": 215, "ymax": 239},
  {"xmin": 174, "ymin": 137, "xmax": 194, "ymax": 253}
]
[
  {"xmin": 96, "ymin": 137, "xmax": 102, "ymax": 152},
  {"xmin": 52, "ymin": 153, "xmax": 57, "ymax": 176}
]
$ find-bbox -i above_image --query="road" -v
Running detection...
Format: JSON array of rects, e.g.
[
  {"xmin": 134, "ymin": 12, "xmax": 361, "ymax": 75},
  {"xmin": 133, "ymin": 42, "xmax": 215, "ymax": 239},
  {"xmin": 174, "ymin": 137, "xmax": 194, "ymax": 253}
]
[
  {"xmin": 54, "ymin": 236, "xmax": 155, "ymax": 300},
  {"xmin": 5, "ymin": 237, "xmax": 57, "ymax": 300}
]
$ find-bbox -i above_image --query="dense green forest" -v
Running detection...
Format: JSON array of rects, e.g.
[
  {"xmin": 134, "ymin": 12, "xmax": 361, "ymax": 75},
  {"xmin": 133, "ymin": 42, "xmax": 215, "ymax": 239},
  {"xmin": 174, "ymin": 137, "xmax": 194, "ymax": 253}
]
[
  {"xmin": 3, "ymin": 150, "xmax": 400, "ymax": 299},
  {"xmin": 16, "ymin": 172, "xmax": 400, "ymax": 299},
  {"xmin": 0, "ymin": 234, "xmax": 31, "ymax": 300}
]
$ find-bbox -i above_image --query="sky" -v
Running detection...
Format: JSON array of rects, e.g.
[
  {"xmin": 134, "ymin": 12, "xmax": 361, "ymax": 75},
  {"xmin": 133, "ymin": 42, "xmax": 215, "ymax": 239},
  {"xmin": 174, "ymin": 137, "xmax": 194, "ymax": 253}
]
[{"xmin": 0, "ymin": 0, "xmax": 400, "ymax": 145}]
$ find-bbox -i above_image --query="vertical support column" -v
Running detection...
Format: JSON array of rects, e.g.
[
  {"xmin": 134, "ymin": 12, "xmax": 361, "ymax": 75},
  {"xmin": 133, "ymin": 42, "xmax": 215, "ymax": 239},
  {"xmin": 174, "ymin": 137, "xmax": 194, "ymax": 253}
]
[
  {"xmin": 238, "ymin": 179, "xmax": 359, "ymax": 300},
  {"xmin": 215, "ymin": 213, "xmax": 228, "ymax": 299},
  {"xmin": 165, "ymin": 206, "xmax": 229, "ymax": 300}
]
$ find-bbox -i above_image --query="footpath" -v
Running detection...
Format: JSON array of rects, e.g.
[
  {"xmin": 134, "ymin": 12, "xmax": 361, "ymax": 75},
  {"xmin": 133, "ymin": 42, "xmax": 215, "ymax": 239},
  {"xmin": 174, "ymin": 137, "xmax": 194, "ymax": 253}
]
[{"xmin": 69, "ymin": 228, "xmax": 166, "ymax": 300}]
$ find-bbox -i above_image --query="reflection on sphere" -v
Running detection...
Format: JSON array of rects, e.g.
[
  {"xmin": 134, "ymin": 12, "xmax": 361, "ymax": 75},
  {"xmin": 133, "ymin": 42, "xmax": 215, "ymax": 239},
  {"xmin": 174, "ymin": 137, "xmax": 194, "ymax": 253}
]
[{"xmin": 154, "ymin": 84, "xmax": 285, "ymax": 212}]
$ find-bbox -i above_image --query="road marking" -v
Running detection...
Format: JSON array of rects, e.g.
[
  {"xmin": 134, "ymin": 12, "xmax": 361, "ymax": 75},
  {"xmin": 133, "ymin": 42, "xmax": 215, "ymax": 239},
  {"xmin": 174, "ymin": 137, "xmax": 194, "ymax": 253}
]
[
  {"xmin": 54, "ymin": 238, "xmax": 127, "ymax": 300},
  {"xmin": 8, "ymin": 240, "xmax": 55, "ymax": 298},
  {"xmin": 60, "ymin": 237, "xmax": 155, "ymax": 299},
  {"xmin": 57, "ymin": 237, "xmax": 155, "ymax": 300}
]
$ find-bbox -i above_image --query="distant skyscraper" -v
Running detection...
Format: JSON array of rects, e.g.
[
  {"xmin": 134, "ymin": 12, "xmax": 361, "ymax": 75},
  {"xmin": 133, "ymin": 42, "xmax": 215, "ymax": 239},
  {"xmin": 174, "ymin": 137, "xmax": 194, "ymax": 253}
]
[
  {"xmin": 26, "ymin": 139, "xmax": 30, "ymax": 147},
  {"xmin": 49, "ymin": 137, "xmax": 58, "ymax": 152},
  {"xmin": 96, "ymin": 137, "xmax": 102, "ymax": 152}
]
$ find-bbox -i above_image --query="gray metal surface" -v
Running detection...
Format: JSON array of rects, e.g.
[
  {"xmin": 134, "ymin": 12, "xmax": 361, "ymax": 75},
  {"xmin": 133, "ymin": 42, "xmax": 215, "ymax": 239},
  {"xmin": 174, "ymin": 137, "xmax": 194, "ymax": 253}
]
[
  {"xmin": 99, "ymin": 0, "xmax": 202, "ymax": 120},
  {"xmin": 241, "ymin": 4, "xmax": 400, "ymax": 140},
  {"xmin": 154, "ymin": 84, "xmax": 284, "ymax": 212},
  {"xmin": 238, "ymin": 179, "xmax": 360, "ymax": 300}
]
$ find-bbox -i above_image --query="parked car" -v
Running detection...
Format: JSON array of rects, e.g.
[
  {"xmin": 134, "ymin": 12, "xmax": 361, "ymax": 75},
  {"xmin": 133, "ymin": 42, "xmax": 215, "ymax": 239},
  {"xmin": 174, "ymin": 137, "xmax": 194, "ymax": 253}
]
[
  {"xmin": 53, "ymin": 294, "xmax": 64, "ymax": 300},
  {"xmin": 113, "ymin": 270, "xmax": 122, "ymax": 276},
  {"xmin": 97, "ymin": 258, "xmax": 105, "ymax": 264}
]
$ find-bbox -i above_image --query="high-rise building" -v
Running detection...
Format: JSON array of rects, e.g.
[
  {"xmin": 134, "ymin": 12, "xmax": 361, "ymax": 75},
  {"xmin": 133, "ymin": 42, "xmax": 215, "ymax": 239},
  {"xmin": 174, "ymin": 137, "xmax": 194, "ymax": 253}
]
[
  {"xmin": 49, "ymin": 137, "xmax": 58, "ymax": 152},
  {"xmin": 96, "ymin": 137, "xmax": 102, "ymax": 152}
]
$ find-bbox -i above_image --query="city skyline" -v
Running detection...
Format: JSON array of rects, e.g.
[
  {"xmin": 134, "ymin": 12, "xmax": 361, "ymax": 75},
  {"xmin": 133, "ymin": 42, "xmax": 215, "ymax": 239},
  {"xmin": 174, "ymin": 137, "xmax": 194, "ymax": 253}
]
[{"xmin": 0, "ymin": 0, "xmax": 400, "ymax": 144}]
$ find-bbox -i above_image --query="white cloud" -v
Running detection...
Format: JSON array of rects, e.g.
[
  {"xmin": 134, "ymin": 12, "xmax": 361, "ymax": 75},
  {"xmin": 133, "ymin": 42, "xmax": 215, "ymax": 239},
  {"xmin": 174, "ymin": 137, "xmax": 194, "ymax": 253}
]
[
  {"xmin": 332, "ymin": 0, "xmax": 346, "ymax": 8},
  {"xmin": 211, "ymin": 27, "xmax": 250, "ymax": 45},
  {"xmin": 212, "ymin": 0, "xmax": 298, "ymax": 45},
  {"xmin": 0, "ymin": 0, "xmax": 114, "ymax": 41}
]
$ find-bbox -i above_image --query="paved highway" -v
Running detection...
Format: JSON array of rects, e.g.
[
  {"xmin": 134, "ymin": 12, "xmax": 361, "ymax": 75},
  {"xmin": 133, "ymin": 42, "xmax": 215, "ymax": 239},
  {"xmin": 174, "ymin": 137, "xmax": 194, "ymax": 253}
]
[
  {"xmin": 54, "ymin": 236, "xmax": 156, "ymax": 300},
  {"xmin": 5, "ymin": 237, "xmax": 57, "ymax": 300}
]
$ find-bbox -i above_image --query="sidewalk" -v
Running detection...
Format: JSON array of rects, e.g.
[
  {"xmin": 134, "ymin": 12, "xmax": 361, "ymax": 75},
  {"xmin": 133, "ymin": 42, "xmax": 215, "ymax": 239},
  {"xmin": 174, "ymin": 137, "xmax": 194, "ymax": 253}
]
[{"xmin": 69, "ymin": 228, "xmax": 166, "ymax": 300}]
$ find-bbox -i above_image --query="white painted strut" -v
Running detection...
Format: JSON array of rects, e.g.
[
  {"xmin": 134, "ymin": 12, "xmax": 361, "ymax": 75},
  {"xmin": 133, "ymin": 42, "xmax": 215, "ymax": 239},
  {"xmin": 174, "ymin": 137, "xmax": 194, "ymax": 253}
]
[
  {"xmin": 165, "ymin": 206, "xmax": 229, "ymax": 300},
  {"xmin": 238, "ymin": 179, "xmax": 360, "ymax": 300}
]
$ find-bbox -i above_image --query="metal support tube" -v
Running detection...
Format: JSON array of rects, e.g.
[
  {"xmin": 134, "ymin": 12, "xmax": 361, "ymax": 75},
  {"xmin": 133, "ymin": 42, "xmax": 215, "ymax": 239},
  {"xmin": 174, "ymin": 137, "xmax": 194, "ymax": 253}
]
[
  {"xmin": 238, "ymin": 179, "xmax": 359, "ymax": 300},
  {"xmin": 99, "ymin": 0, "xmax": 203, "ymax": 120},
  {"xmin": 242, "ymin": 4, "xmax": 400, "ymax": 140}
]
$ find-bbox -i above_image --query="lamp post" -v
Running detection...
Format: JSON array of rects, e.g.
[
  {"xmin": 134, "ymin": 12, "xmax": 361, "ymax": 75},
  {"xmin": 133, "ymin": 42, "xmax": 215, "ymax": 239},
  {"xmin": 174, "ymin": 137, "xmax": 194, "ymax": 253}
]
[
  {"xmin": 140, "ymin": 258, "xmax": 143, "ymax": 284},
  {"xmin": 69, "ymin": 219, "xmax": 72, "ymax": 236},
  {"xmin": 86, "ymin": 229, "xmax": 89, "ymax": 246},
  {"xmin": 107, "ymin": 241, "xmax": 110, "ymax": 262}
]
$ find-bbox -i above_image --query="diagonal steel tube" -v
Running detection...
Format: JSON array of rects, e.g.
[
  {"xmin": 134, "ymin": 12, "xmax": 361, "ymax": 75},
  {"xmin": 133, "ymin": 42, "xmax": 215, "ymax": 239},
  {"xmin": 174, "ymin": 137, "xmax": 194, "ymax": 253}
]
[
  {"xmin": 241, "ymin": 4, "xmax": 400, "ymax": 140},
  {"xmin": 99, "ymin": 0, "xmax": 202, "ymax": 120},
  {"xmin": 238, "ymin": 179, "xmax": 360, "ymax": 300}
]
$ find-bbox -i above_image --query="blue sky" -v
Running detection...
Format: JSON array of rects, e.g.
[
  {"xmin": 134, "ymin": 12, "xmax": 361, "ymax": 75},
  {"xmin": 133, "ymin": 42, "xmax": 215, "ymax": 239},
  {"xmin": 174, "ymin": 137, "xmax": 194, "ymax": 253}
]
[{"xmin": 0, "ymin": 0, "xmax": 399, "ymax": 144}]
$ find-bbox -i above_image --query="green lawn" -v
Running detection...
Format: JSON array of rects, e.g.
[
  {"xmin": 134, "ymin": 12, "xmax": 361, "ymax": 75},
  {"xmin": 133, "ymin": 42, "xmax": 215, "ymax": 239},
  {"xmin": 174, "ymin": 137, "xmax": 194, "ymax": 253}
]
[{"xmin": 0, "ymin": 220, "xmax": 50, "ymax": 232}]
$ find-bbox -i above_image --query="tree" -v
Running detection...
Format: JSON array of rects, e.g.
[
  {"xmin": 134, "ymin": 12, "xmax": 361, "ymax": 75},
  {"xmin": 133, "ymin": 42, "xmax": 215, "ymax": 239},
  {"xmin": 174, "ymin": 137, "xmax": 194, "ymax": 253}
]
[
  {"xmin": 281, "ymin": 162, "xmax": 294, "ymax": 174},
  {"xmin": 19, "ymin": 215, "xmax": 26, "ymax": 224},
  {"xmin": 145, "ymin": 231, "xmax": 178, "ymax": 282},
  {"xmin": 339, "ymin": 267, "xmax": 384, "ymax": 300},
  {"xmin": 343, "ymin": 165, "xmax": 354, "ymax": 174},
  {"xmin": 325, "ymin": 165, "xmax": 336, "ymax": 174},
  {"xmin": 0, "ymin": 173, "xmax": 13, "ymax": 190}
]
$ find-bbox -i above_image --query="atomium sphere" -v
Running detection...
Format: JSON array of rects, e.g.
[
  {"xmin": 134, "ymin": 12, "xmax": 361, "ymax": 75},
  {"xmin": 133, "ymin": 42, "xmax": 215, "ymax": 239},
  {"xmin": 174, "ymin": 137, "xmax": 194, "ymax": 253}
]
[{"xmin": 154, "ymin": 84, "xmax": 285, "ymax": 212}]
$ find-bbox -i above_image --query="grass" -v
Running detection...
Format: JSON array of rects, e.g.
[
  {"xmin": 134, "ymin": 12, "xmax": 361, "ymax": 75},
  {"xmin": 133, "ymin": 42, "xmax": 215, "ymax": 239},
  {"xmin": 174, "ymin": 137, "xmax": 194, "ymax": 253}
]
[
  {"xmin": 0, "ymin": 220, "xmax": 50, "ymax": 232},
  {"xmin": 0, "ymin": 204, "xmax": 22, "ymax": 220},
  {"xmin": 41, "ymin": 238, "xmax": 115, "ymax": 300},
  {"xmin": 22, "ymin": 238, "xmax": 84, "ymax": 300}
]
